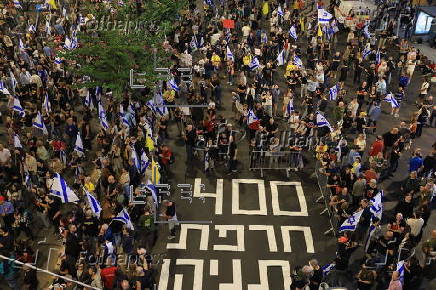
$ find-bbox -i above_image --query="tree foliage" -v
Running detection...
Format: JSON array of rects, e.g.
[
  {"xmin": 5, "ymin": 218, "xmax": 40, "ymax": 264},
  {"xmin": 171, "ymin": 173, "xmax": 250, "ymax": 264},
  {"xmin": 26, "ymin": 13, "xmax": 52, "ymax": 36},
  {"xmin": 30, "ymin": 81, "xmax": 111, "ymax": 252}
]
[{"xmin": 61, "ymin": 0, "xmax": 187, "ymax": 99}]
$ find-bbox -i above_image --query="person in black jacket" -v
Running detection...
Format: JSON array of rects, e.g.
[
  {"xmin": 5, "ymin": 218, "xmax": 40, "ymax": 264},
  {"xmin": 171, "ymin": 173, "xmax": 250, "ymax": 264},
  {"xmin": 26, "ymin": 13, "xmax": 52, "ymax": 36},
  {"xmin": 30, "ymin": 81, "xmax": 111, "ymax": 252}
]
[{"xmin": 22, "ymin": 264, "xmax": 38, "ymax": 290}]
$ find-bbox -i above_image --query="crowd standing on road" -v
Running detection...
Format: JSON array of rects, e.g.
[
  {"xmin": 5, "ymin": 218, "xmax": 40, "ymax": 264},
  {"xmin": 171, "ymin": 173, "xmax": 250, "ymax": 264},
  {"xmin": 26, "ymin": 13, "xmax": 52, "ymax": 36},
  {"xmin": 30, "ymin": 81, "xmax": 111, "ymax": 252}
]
[{"xmin": 0, "ymin": 0, "xmax": 435, "ymax": 289}]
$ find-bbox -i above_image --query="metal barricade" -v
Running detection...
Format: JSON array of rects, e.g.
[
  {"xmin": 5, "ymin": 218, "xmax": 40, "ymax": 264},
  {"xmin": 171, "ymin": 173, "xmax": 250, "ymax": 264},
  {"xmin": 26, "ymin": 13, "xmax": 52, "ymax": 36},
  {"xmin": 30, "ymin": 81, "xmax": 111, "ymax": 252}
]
[
  {"xmin": 249, "ymin": 150, "xmax": 304, "ymax": 177},
  {"xmin": 315, "ymin": 160, "xmax": 338, "ymax": 237}
]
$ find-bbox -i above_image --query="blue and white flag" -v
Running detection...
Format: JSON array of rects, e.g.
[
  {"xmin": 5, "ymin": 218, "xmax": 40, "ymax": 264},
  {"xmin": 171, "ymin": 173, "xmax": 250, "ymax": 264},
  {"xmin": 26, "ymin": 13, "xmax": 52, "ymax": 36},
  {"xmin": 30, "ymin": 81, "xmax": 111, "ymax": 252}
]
[
  {"xmin": 32, "ymin": 111, "xmax": 48, "ymax": 135},
  {"xmin": 384, "ymin": 93, "xmax": 400, "ymax": 108},
  {"xmin": 190, "ymin": 36, "xmax": 198, "ymax": 49},
  {"xmin": 370, "ymin": 191, "xmax": 383, "ymax": 220},
  {"xmin": 198, "ymin": 36, "xmax": 204, "ymax": 48},
  {"xmin": 43, "ymin": 92, "xmax": 52, "ymax": 113},
  {"xmin": 362, "ymin": 46, "xmax": 372, "ymax": 60},
  {"xmin": 168, "ymin": 78, "xmax": 180, "ymax": 92},
  {"xmin": 147, "ymin": 92, "xmax": 169, "ymax": 116},
  {"xmin": 14, "ymin": 0, "xmax": 23, "ymax": 9},
  {"xmin": 294, "ymin": 55, "xmax": 303, "ymax": 67},
  {"xmin": 84, "ymin": 91, "xmax": 94, "ymax": 110},
  {"xmin": 50, "ymin": 173, "xmax": 80, "ymax": 203},
  {"xmin": 322, "ymin": 263, "xmax": 336, "ymax": 276},
  {"xmin": 396, "ymin": 260, "xmax": 405, "ymax": 283},
  {"xmin": 376, "ymin": 49, "xmax": 381, "ymax": 64},
  {"xmin": 285, "ymin": 99, "xmax": 294, "ymax": 117},
  {"xmin": 247, "ymin": 109, "xmax": 259, "ymax": 125},
  {"xmin": 145, "ymin": 180, "xmax": 159, "ymax": 204},
  {"xmin": 119, "ymin": 104, "xmax": 130, "ymax": 128},
  {"xmin": 9, "ymin": 71, "xmax": 17, "ymax": 93},
  {"xmin": 54, "ymin": 57, "xmax": 62, "ymax": 65},
  {"xmin": 261, "ymin": 32, "xmax": 268, "ymax": 43},
  {"xmin": 98, "ymin": 102, "xmax": 109, "ymax": 130},
  {"xmin": 19, "ymin": 39, "xmax": 26, "ymax": 50},
  {"xmin": 113, "ymin": 208, "xmax": 134, "ymax": 230},
  {"xmin": 364, "ymin": 224, "xmax": 378, "ymax": 253},
  {"xmin": 363, "ymin": 25, "xmax": 371, "ymax": 38},
  {"xmin": 204, "ymin": 0, "xmax": 213, "ymax": 6},
  {"xmin": 140, "ymin": 151, "xmax": 150, "ymax": 174},
  {"xmin": 339, "ymin": 209, "xmax": 364, "ymax": 232},
  {"xmin": 316, "ymin": 111, "xmax": 332, "ymax": 131},
  {"xmin": 13, "ymin": 96, "xmax": 25, "ymax": 117},
  {"xmin": 131, "ymin": 147, "xmax": 141, "ymax": 172},
  {"xmin": 249, "ymin": 57, "xmax": 260, "ymax": 71},
  {"xmin": 329, "ymin": 84, "xmax": 338, "ymax": 100},
  {"xmin": 64, "ymin": 36, "xmax": 78, "ymax": 50},
  {"xmin": 318, "ymin": 9, "xmax": 333, "ymax": 24},
  {"xmin": 28, "ymin": 24, "xmax": 36, "ymax": 32},
  {"xmin": 226, "ymin": 46, "xmax": 234, "ymax": 61},
  {"xmin": 277, "ymin": 49, "xmax": 286, "ymax": 66},
  {"xmin": 14, "ymin": 134, "xmax": 22, "ymax": 148},
  {"xmin": 0, "ymin": 81, "xmax": 10, "ymax": 95},
  {"xmin": 74, "ymin": 132, "xmax": 84, "ymax": 157},
  {"xmin": 277, "ymin": 5, "xmax": 284, "ymax": 17},
  {"xmin": 289, "ymin": 25, "xmax": 298, "ymax": 40},
  {"xmin": 85, "ymin": 191, "xmax": 102, "ymax": 218}
]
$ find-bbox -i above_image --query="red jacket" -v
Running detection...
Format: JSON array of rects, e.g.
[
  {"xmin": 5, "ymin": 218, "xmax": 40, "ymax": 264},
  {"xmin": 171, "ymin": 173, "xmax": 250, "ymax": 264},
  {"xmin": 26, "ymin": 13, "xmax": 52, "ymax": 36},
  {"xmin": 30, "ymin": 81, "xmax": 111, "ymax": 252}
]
[
  {"xmin": 101, "ymin": 266, "xmax": 117, "ymax": 289},
  {"xmin": 369, "ymin": 140, "xmax": 384, "ymax": 157}
]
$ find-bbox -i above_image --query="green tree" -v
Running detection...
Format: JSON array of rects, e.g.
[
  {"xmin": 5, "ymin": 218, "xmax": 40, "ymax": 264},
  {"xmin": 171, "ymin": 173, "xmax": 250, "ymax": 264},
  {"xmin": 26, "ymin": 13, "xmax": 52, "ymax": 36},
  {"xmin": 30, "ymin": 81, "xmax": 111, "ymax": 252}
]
[{"xmin": 61, "ymin": 0, "xmax": 187, "ymax": 99}]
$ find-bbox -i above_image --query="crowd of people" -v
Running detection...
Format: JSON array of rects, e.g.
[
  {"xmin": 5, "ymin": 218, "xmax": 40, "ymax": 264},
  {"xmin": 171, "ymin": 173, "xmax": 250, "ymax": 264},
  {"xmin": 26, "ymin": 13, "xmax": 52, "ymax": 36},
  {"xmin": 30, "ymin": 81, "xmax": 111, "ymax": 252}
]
[{"xmin": 0, "ymin": 0, "xmax": 435, "ymax": 289}]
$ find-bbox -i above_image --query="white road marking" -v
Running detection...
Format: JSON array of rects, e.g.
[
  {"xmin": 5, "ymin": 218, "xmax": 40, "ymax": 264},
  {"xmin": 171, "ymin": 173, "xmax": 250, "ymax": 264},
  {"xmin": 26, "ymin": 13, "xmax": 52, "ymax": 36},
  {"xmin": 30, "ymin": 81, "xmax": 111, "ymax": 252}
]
[
  {"xmin": 210, "ymin": 259, "xmax": 219, "ymax": 276},
  {"xmin": 213, "ymin": 225, "xmax": 245, "ymax": 251},
  {"xmin": 270, "ymin": 181, "xmax": 308, "ymax": 216},
  {"xmin": 157, "ymin": 259, "xmax": 171, "ymax": 290},
  {"xmin": 167, "ymin": 224, "xmax": 209, "ymax": 250},
  {"xmin": 280, "ymin": 226, "xmax": 315, "ymax": 253},
  {"xmin": 219, "ymin": 259, "xmax": 243, "ymax": 290},
  {"xmin": 175, "ymin": 259, "xmax": 204, "ymax": 290},
  {"xmin": 232, "ymin": 179, "xmax": 268, "ymax": 215},
  {"xmin": 247, "ymin": 260, "xmax": 292, "ymax": 290},
  {"xmin": 248, "ymin": 225, "xmax": 278, "ymax": 252},
  {"xmin": 194, "ymin": 178, "xmax": 224, "ymax": 215}
]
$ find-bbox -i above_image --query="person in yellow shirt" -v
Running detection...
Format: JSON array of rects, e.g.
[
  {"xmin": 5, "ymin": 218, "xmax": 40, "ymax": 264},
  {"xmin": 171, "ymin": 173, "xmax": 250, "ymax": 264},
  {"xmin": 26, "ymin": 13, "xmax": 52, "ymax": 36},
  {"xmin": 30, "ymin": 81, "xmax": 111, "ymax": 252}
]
[
  {"xmin": 84, "ymin": 176, "xmax": 95, "ymax": 192},
  {"xmin": 211, "ymin": 52, "xmax": 221, "ymax": 71},
  {"xmin": 243, "ymin": 54, "xmax": 252, "ymax": 72}
]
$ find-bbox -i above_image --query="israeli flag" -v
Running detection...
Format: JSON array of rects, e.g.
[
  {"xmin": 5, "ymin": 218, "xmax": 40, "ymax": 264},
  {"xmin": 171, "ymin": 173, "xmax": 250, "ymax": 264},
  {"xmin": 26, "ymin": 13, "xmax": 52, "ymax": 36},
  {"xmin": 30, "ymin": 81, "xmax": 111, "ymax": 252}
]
[
  {"xmin": 28, "ymin": 24, "xmax": 36, "ymax": 32},
  {"xmin": 74, "ymin": 132, "xmax": 84, "ymax": 157},
  {"xmin": 226, "ymin": 46, "xmax": 234, "ymax": 61},
  {"xmin": 370, "ymin": 191, "xmax": 383, "ymax": 220},
  {"xmin": 119, "ymin": 105, "xmax": 130, "ymax": 128},
  {"xmin": 113, "ymin": 208, "xmax": 134, "ymax": 230},
  {"xmin": 140, "ymin": 151, "xmax": 150, "ymax": 174},
  {"xmin": 363, "ymin": 25, "xmax": 371, "ymax": 38},
  {"xmin": 13, "ymin": 97, "xmax": 25, "ymax": 117},
  {"xmin": 198, "ymin": 36, "xmax": 204, "ymax": 48},
  {"xmin": 98, "ymin": 102, "xmax": 109, "ymax": 130},
  {"xmin": 131, "ymin": 147, "xmax": 141, "ymax": 172},
  {"xmin": 43, "ymin": 92, "xmax": 52, "ymax": 113},
  {"xmin": 146, "ymin": 180, "xmax": 159, "ymax": 205},
  {"xmin": 318, "ymin": 9, "xmax": 333, "ymax": 24},
  {"xmin": 329, "ymin": 84, "xmax": 338, "ymax": 101},
  {"xmin": 14, "ymin": 134, "xmax": 22, "ymax": 148},
  {"xmin": 84, "ymin": 91, "xmax": 94, "ymax": 110},
  {"xmin": 277, "ymin": 5, "xmax": 284, "ymax": 17},
  {"xmin": 396, "ymin": 260, "xmax": 405, "ymax": 283},
  {"xmin": 247, "ymin": 109, "xmax": 259, "ymax": 125},
  {"xmin": 285, "ymin": 99, "xmax": 294, "ymax": 117},
  {"xmin": 54, "ymin": 57, "xmax": 62, "ymax": 65},
  {"xmin": 316, "ymin": 111, "xmax": 332, "ymax": 131},
  {"xmin": 147, "ymin": 92, "xmax": 169, "ymax": 116},
  {"xmin": 64, "ymin": 36, "xmax": 78, "ymax": 50},
  {"xmin": 289, "ymin": 25, "xmax": 298, "ymax": 40},
  {"xmin": 14, "ymin": 1, "xmax": 23, "ymax": 9},
  {"xmin": 50, "ymin": 173, "xmax": 80, "ymax": 203},
  {"xmin": 249, "ymin": 57, "xmax": 260, "ymax": 71},
  {"xmin": 32, "ymin": 111, "xmax": 48, "ymax": 135},
  {"xmin": 384, "ymin": 93, "xmax": 400, "ymax": 108},
  {"xmin": 10, "ymin": 71, "xmax": 17, "ymax": 93},
  {"xmin": 19, "ymin": 39, "xmax": 25, "ymax": 50},
  {"xmin": 168, "ymin": 78, "xmax": 180, "ymax": 92},
  {"xmin": 294, "ymin": 55, "xmax": 303, "ymax": 67},
  {"xmin": 322, "ymin": 263, "xmax": 336, "ymax": 276},
  {"xmin": 362, "ymin": 46, "xmax": 372, "ymax": 60},
  {"xmin": 190, "ymin": 36, "xmax": 198, "ymax": 49},
  {"xmin": 261, "ymin": 32, "xmax": 268, "ymax": 43},
  {"xmin": 85, "ymin": 191, "xmax": 102, "ymax": 218},
  {"xmin": 277, "ymin": 49, "xmax": 286, "ymax": 66},
  {"xmin": 59, "ymin": 150, "xmax": 66, "ymax": 165},
  {"xmin": 0, "ymin": 81, "xmax": 10, "ymax": 95},
  {"xmin": 376, "ymin": 49, "xmax": 381, "ymax": 64},
  {"xmin": 339, "ymin": 209, "xmax": 364, "ymax": 232}
]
